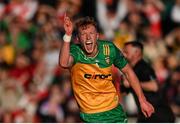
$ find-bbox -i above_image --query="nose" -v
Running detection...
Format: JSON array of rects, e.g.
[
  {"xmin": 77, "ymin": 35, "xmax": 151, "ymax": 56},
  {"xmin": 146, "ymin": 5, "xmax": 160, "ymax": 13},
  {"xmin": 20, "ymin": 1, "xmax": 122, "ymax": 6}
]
[{"xmin": 86, "ymin": 34, "xmax": 91, "ymax": 40}]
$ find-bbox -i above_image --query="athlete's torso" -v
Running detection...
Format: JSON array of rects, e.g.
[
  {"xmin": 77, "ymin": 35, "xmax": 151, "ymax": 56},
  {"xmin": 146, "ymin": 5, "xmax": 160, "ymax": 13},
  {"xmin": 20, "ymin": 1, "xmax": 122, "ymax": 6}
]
[{"xmin": 70, "ymin": 40, "xmax": 127, "ymax": 113}]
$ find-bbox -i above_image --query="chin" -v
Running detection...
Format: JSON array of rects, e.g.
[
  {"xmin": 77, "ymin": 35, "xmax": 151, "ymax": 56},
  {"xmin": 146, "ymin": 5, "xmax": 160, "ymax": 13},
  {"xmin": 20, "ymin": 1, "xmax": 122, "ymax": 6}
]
[
  {"xmin": 85, "ymin": 50, "xmax": 93, "ymax": 55},
  {"xmin": 84, "ymin": 47, "xmax": 93, "ymax": 54}
]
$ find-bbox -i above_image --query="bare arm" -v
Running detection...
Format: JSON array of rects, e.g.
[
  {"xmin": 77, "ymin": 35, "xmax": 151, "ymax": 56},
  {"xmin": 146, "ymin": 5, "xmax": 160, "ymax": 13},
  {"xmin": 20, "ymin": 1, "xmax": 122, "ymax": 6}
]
[
  {"xmin": 121, "ymin": 64, "xmax": 145, "ymax": 101},
  {"xmin": 123, "ymin": 78, "xmax": 158, "ymax": 92},
  {"xmin": 59, "ymin": 42, "xmax": 74, "ymax": 68},
  {"xmin": 141, "ymin": 80, "xmax": 158, "ymax": 92},
  {"xmin": 59, "ymin": 14, "xmax": 74, "ymax": 68},
  {"xmin": 121, "ymin": 64, "xmax": 154, "ymax": 117}
]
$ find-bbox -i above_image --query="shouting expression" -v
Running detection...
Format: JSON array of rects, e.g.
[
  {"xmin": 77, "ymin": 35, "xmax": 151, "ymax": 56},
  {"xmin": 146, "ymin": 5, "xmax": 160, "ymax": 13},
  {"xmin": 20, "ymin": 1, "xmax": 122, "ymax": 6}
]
[{"xmin": 78, "ymin": 24, "xmax": 98, "ymax": 57}]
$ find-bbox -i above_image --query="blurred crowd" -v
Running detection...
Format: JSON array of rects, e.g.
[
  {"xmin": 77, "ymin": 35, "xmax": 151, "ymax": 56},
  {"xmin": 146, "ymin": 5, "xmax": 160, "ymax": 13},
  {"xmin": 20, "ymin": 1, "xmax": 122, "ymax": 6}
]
[{"xmin": 0, "ymin": 0, "xmax": 179, "ymax": 122}]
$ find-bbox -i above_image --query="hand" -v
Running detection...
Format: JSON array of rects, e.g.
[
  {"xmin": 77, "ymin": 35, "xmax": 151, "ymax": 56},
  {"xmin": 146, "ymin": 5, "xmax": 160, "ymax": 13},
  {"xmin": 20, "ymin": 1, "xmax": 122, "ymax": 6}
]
[
  {"xmin": 139, "ymin": 99, "xmax": 155, "ymax": 118},
  {"xmin": 63, "ymin": 13, "xmax": 73, "ymax": 35}
]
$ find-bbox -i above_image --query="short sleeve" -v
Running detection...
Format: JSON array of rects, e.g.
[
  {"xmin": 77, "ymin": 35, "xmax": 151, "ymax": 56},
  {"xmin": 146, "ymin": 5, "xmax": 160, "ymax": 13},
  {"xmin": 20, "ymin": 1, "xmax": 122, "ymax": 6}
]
[
  {"xmin": 70, "ymin": 44, "xmax": 80, "ymax": 64},
  {"xmin": 113, "ymin": 44, "xmax": 128, "ymax": 69}
]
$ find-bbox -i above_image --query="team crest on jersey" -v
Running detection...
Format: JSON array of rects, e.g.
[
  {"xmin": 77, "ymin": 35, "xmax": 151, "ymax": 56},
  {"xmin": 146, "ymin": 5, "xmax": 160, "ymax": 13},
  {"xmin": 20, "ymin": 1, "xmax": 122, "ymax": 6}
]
[
  {"xmin": 105, "ymin": 56, "xmax": 110, "ymax": 64},
  {"xmin": 103, "ymin": 44, "xmax": 110, "ymax": 64}
]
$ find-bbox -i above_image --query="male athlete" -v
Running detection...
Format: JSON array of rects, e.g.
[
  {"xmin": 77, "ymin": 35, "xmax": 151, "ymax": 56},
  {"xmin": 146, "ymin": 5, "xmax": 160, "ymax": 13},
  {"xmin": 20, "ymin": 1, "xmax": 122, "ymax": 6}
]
[{"xmin": 59, "ymin": 15, "xmax": 154, "ymax": 123}]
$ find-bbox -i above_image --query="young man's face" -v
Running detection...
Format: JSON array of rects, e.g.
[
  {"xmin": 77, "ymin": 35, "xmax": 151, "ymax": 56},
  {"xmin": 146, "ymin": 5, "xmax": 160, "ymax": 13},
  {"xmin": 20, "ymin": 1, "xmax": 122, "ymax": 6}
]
[
  {"xmin": 78, "ymin": 24, "xmax": 98, "ymax": 55},
  {"xmin": 123, "ymin": 45, "xmax": 136, "ymax": 62}
]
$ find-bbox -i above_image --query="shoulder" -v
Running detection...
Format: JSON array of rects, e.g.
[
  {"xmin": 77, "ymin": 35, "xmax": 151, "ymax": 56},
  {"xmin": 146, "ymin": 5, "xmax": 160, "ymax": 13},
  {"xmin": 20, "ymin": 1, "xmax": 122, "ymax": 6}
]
[
  {"xmin": 98, "ymin": 40, "xmax": 115, "ymax": 46},
  {"xmin": 70, "ymin": 44, "xmax": 82, "ymax": 64},
  {"xmin": 70, "ymin": 43, "xmax": 82, "ymax": 52},
  {"xmin": 140, "ymin": 60, "xmax": 153, "ymax": 69},
  {"xmin": 135, "ymin": 59, "xmax": 154, "ymax": 73},
  {"xmin": 70, "ymin": 43, "xmax": 82, "ymax": 56},
  {"xmin": 98, "ymin": 40, "xmax": 117, "ymax": 52}
]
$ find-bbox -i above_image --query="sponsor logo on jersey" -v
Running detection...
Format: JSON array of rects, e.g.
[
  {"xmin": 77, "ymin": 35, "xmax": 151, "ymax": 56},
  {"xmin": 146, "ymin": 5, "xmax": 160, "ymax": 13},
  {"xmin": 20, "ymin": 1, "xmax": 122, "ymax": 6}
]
[{"xmin": 84, "ymin": 73, "xmax": 111, "ymax": 79}]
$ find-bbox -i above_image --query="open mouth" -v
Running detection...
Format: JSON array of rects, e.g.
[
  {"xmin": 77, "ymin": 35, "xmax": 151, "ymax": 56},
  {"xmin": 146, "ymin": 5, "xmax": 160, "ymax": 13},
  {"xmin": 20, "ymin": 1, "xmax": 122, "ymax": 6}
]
[{"xmin": 85, "ymin": 41, "xmax": 93, "ymax": 51}]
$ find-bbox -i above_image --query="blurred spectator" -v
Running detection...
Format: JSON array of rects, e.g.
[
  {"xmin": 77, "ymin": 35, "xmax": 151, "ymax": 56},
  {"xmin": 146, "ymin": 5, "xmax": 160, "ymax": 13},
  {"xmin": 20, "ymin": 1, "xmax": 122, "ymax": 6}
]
[
  {"xmin": 161, "ymin": 0, "xmax": 175, "ymax": 36},
  {"xmin": 171, "ymin": 0, "xmax": 180, "ymax": 26},
  {"xmin": 1, "ymin": 110, "xmax": 13, "ymax": 123},
  {"xmin": 162, "ymin": 66, "xmax": 180, "ymax": 116},
  {"xmin": 143, "ymin": 35, "xmax": 167, "ymax": 63},
  {"xmin": 113, "ymin": 19, "xmax": 135, "ymax": 49},
  {"xmin": 141, "ymin": 0, "xmax": 165, "ymax": 38},
  {"xmin": 8, "ymin": 52, "xmax": 33, "ymax": 89},
  {"xmin": 165, "ymin": 54, "xmax": 179, "ymax": 71},
  {"xmin": 96, "ymin": 0, "xmax": 128, "ymax": 40},
  {"xmin": 0, "ymin": 76, "xmax": 23, "ymax": 114},
  {"xmin": 5, "ymin": 0, "xmax": 38, "ymax": 21},
  {"xmin": 34, "ymin": 38, "xmax": 61, "ymax": 92},
  {"xmin": 0, "ymin": 1, "xmax": 5, "ymax": 20},
  {"xmin": 33, "ymin": 5, "xmax": 56, "ymax": 27},
  {"xmin": 113, "ymin": 9, "xmax": 148, "ymax": 49},
  {"xmin": 17, "ymin": 82, "xmax": 39, "ymax": 122},
  {"xmin": 64, "ymin": 97, "xmax": 80, "ymax": 122},
  {"xmin": 81, "ymin": 0, "xmax": 96, "ymax": 18},
  {"xmin": 0, "ymin": 31, "xmax": 15, "ymax": 67},
  {"xmin": 36, "ymin": 84, "xmax": 65, "ymax": 123},
  {"xmin": 152, "ymin": 57, "xmax": 169, "ymax": 86},
  {"xmin": 2, "ymin": 17, "xmax": 37, "ymax": 53},
  {"xmin": 165, "ymin": 27, "xmax": 180, "ymax": 57},
  {"xmin": 68, "ymin": 0, "xmax": 83, "ymax": 20},
  {"xmin": 38, "ymin": 0, "xmax": 58, "ymax": 7}
]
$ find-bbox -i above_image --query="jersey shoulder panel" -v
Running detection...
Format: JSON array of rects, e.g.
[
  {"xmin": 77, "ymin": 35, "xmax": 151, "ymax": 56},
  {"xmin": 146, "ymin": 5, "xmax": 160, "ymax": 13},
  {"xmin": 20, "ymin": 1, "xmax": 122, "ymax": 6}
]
[
  {"xmin": 97, "ymin": 40, "xmax": 116, "ymax": 56},
  {"xmin": 103, "ymin": 41, "xmax": 128, "ymax": 69}
]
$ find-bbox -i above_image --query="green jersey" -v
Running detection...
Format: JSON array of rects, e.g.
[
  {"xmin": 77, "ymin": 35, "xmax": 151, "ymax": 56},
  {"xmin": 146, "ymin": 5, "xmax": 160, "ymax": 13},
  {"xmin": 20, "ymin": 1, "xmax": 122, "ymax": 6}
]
[{"xmin": 70, "ymin": 40, "xmax": 128, "ymax": 113}]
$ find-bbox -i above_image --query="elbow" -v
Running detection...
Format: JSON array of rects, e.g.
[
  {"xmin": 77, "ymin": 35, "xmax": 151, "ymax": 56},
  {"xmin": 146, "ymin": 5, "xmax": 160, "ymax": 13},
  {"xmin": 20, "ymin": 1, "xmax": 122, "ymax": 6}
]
[
  {"xmin": 59, "ymin": 55, "xmax": 73, "ymax": 68},
  {"xmin": 59, "ymin": 64, "xmax": 69, "ymax": 69}
]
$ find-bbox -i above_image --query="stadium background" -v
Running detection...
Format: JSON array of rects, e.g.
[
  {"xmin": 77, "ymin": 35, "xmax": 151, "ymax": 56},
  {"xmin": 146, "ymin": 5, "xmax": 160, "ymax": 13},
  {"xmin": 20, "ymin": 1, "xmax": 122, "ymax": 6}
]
[{"xmin": 0, "ymin": 0, "xmax": 179, "ymax": 122}]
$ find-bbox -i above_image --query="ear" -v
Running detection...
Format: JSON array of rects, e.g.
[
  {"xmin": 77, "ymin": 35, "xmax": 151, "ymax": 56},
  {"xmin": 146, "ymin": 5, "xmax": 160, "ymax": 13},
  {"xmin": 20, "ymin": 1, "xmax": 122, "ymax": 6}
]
[
  {"xmin": 97, "ymin": 34, "xmax": 99, "ymax": 39},
  {"xmin": 76, "ymin": 36, "xmax": 80, "ymax": 43}
]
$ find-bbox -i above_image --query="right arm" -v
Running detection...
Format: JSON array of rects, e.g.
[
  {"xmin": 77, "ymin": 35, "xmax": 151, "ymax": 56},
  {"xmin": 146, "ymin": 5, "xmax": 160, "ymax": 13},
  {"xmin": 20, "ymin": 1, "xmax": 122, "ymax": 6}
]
[
  {"xmin": 59, "ymin": 42, "xmax": 74, "ymax": 68},
  {"xmin": 59, "ymin": 14, "xmax": 74, "ymax": 68}
]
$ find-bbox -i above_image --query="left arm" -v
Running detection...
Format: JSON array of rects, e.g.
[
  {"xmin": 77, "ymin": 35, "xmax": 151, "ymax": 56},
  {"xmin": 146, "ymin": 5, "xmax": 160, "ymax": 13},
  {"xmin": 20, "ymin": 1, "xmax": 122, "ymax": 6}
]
[
  {"xmin": 141, "ymin": 80, "xmax": 158, "ymax": 92},
  {"xmin": 121, "ymin": 64, "xmax": 154, "ymax": 117},
  {"xmin": 112, "ymin": 44, "xmax": 154, "ymax": 117},
  {"xmin": 122, "ymin": 78, "xmax": 158, "ymax": 92}
]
